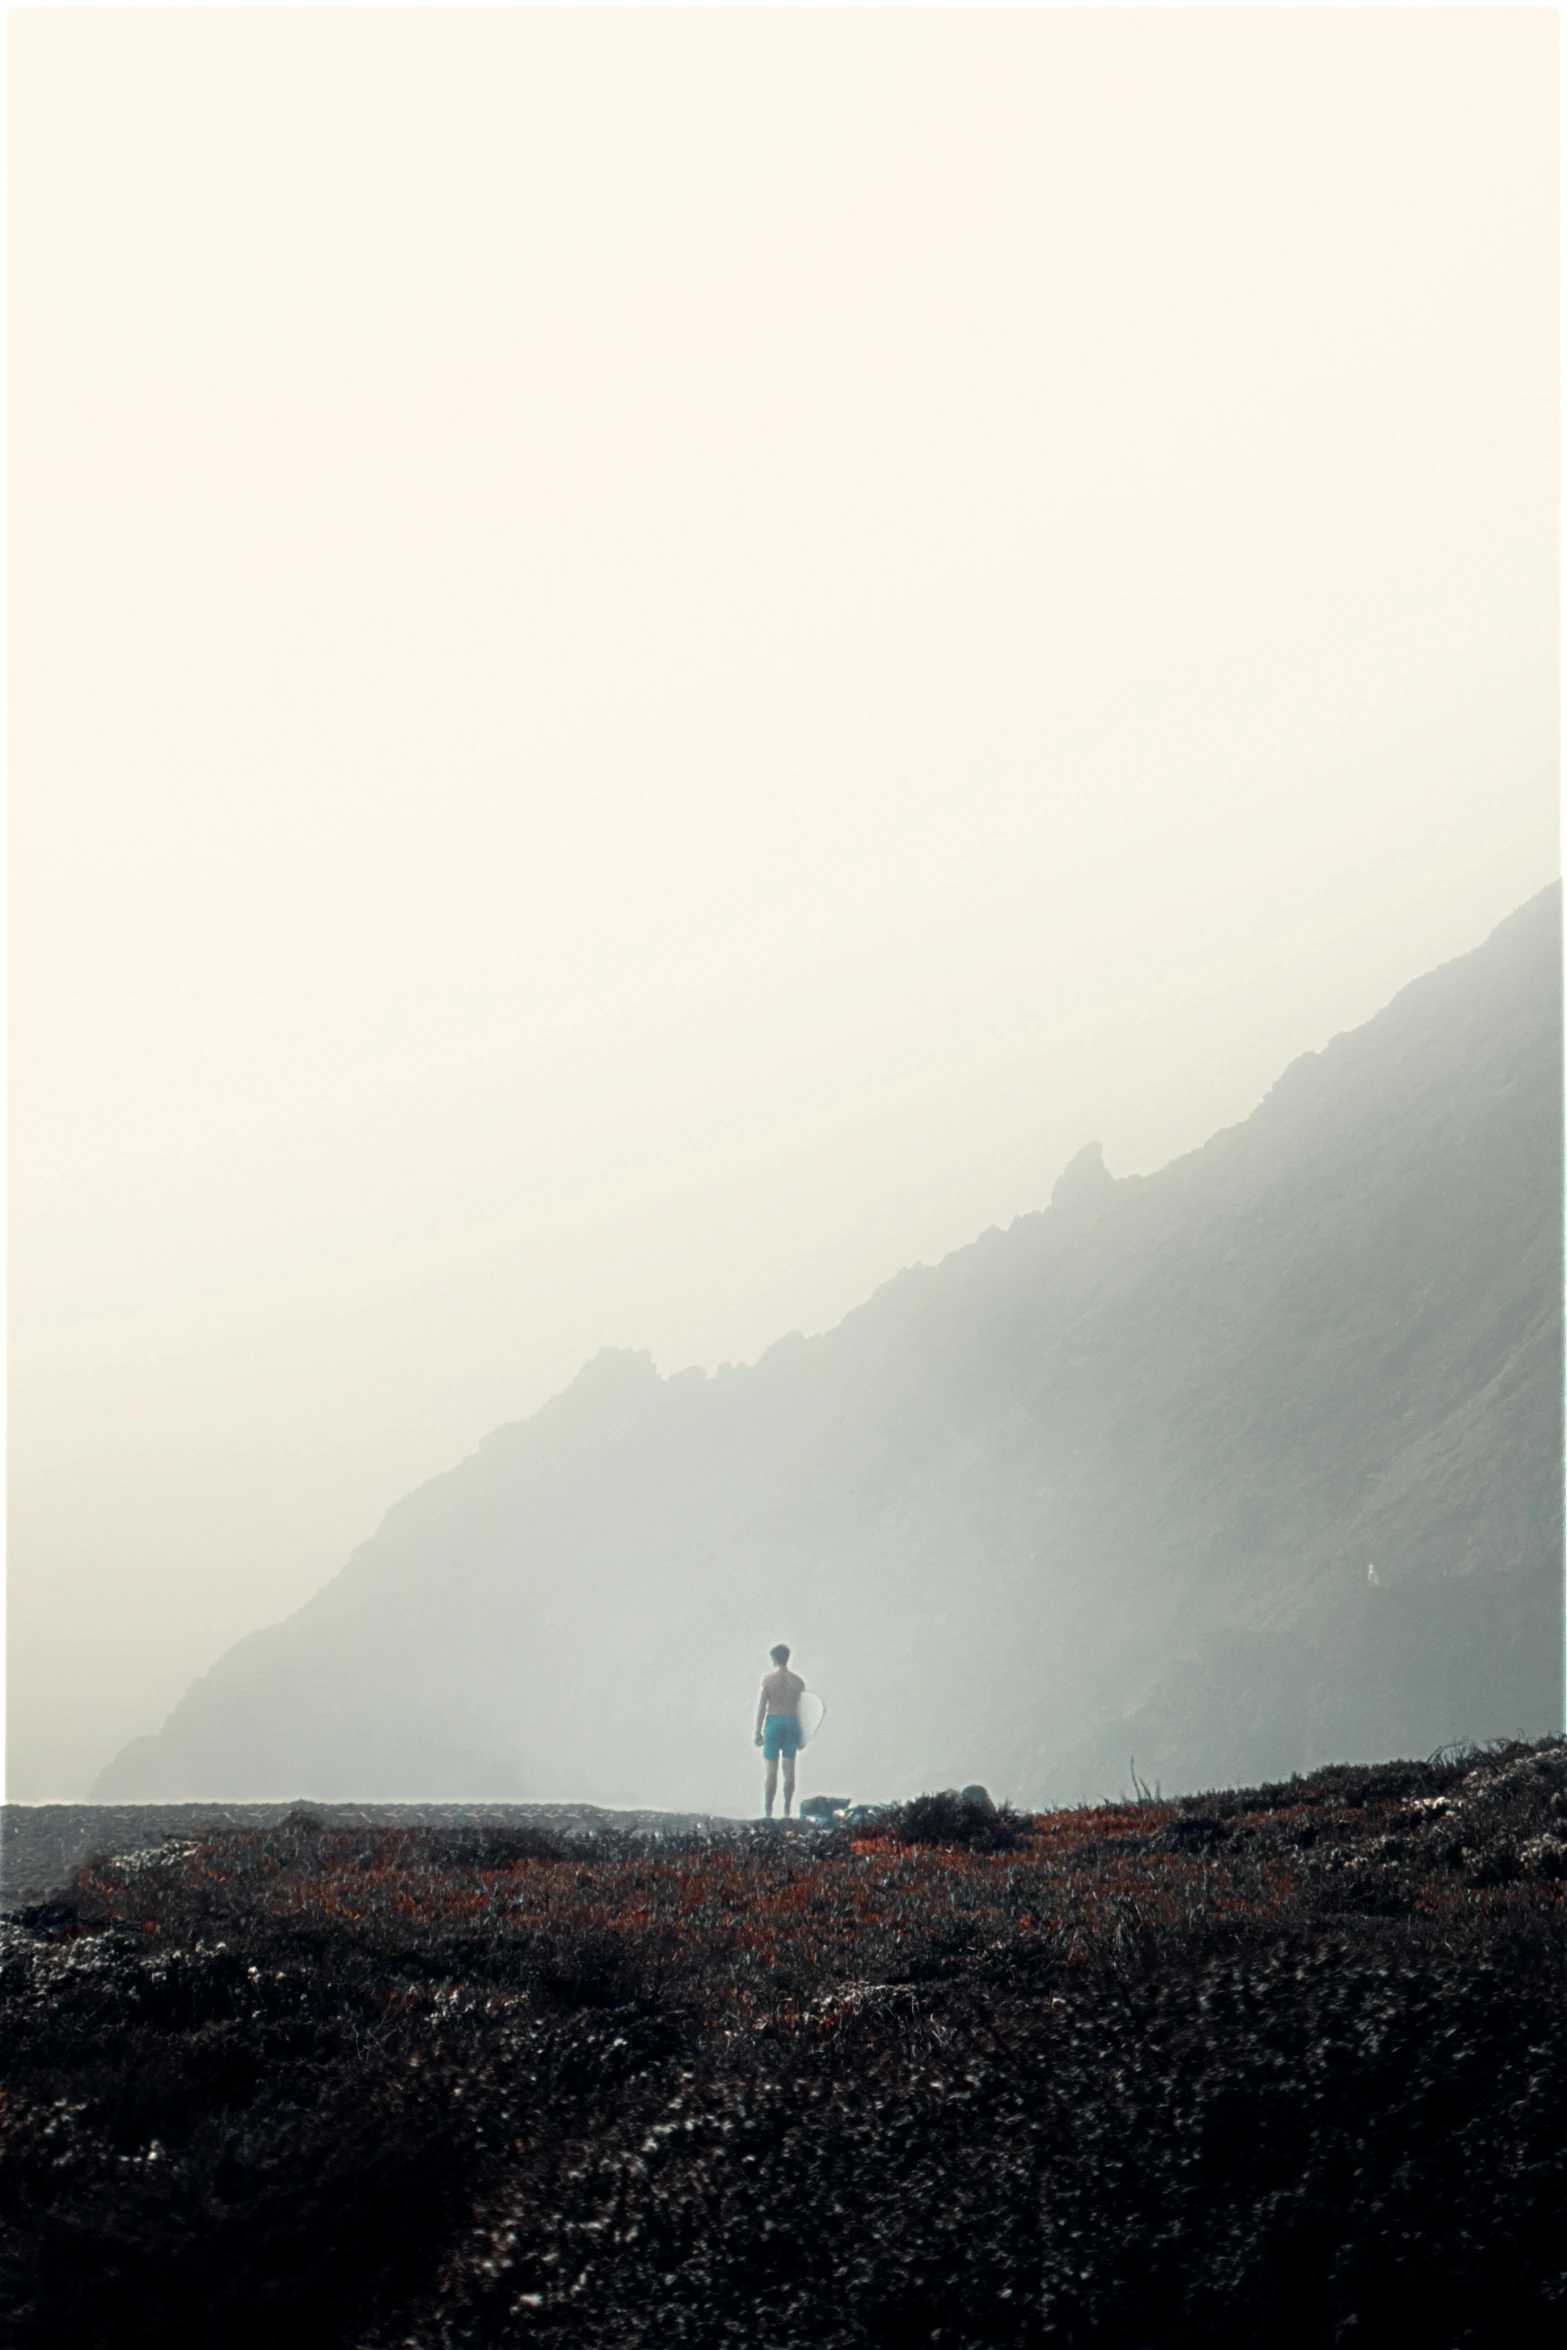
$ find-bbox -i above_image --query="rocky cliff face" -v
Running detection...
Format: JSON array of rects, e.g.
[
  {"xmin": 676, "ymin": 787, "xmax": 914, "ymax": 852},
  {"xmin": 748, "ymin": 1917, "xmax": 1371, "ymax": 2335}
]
[{"xmin": 96, "ymin": 888, "xmax": 1564, "ymax": 1808}]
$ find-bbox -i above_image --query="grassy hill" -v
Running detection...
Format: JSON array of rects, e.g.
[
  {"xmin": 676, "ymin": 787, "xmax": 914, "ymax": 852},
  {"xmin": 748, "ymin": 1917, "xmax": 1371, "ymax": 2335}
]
[{"xmin": 7, "ymin": 1740, "xmax": 1566, "ymax": 2346}]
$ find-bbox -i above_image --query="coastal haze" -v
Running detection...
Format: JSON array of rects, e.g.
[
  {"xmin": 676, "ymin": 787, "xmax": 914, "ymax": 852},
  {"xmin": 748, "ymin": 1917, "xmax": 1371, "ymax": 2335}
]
[
  {"xmin": 88, "ymin": 890, "xmax": 1567, "ymax": 1816},
  {"xmin": 8, "ymin": 12, "xmax": 1560, "ymax": 1802}
]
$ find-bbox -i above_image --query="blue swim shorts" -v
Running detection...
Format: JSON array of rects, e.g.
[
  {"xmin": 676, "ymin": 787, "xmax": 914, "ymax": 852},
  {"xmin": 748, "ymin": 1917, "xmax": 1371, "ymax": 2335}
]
[{"xmin": 762, "ymin": 1713, "xmax": 801, "ymax": 1762}]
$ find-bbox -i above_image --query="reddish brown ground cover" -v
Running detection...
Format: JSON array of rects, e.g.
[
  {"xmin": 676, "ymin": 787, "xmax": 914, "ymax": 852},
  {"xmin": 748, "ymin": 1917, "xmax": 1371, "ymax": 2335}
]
[{"xmin": 2, "ymin": 1742, "xmax": 1564, "ymax": 2348}]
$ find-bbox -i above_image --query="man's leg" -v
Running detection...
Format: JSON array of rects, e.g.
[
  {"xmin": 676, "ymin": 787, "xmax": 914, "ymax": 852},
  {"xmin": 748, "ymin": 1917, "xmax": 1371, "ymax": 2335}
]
[
  {"xmin": 782, "ymin": 1754, "xmax": 796, "ymax": 1817},
  {"xmin": 764, "ymin": 1755, "xmax": 779, "ymax": 1817}
]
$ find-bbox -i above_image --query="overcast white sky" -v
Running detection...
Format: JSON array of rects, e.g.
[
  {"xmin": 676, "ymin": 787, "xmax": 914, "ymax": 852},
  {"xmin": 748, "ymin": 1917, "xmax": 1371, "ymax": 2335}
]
[{"xmin": 8, "ymin": 9, "xmax": 1559, "ymax": 1799}]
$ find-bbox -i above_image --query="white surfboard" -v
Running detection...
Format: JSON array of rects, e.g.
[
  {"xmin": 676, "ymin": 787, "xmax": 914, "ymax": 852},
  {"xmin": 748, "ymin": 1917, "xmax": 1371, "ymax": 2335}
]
[{"xmin": 796, "ymin": 1690, "xmax": 825, "ymax": 1747}]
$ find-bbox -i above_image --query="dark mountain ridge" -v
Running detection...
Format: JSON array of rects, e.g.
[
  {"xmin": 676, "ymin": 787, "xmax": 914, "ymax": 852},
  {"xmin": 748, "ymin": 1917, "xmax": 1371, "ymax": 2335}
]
[{"xmin": 95, "ymin": 887, "xmax": 1564, "ymax": 1807}]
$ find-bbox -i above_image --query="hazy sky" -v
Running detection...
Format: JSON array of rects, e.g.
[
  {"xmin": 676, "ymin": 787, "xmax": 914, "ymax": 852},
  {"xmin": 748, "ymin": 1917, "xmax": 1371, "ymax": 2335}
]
[{"xmin": 8, "ymin": 10, "xmax": 1558, "ymax": 1799}]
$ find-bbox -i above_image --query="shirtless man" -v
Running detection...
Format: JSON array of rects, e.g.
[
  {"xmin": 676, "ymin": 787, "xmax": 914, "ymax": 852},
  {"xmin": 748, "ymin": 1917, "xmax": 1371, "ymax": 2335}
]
[{"xmin": 754, "ymin": 1643, "xmax": 806, "ymax": 1820}]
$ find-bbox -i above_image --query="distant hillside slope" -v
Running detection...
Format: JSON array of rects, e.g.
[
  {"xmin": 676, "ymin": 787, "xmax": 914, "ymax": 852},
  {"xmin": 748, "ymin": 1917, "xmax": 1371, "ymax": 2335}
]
[{"xmin": 97, "ymin": 889, "xmax": 1564, "ymax": 1808}]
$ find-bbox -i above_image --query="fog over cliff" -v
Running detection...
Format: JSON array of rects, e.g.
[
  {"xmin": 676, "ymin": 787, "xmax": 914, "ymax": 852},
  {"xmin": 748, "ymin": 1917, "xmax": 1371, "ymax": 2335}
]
[{"xmin": 96, "ymin": 889, "xmax": 1564, "ymax": 1813}]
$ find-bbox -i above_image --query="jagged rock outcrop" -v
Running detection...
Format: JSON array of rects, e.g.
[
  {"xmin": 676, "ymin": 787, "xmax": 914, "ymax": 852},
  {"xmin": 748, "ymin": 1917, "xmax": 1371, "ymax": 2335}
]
[{"xmin": 1047, "ymin": 1139, "xmax": 1114, "ymax": 1229}]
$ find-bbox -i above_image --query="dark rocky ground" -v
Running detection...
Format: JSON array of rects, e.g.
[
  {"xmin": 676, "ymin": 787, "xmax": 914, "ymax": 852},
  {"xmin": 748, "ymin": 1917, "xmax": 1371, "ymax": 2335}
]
[
  {"xmin": 2, "ymin": 1742, "xmax": 1564, "ymax": 2349},
  {"xmin": 0, "ymin": 1804, "xmax": 724, "ymax": 1915}
]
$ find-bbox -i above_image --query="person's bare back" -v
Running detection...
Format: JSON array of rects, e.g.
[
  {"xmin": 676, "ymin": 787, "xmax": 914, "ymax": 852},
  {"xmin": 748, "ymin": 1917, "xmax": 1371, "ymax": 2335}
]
[{"xmin": 759, "ymin": 1664, "xmax": 805, "ymax": 1717}]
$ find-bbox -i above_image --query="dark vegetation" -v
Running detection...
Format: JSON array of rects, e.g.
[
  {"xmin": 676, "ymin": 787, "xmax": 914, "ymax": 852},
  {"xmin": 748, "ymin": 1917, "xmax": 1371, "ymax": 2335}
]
[{"xmin": 3, "ymin": 1743, "xmax": 1564, "ymax": 2348}]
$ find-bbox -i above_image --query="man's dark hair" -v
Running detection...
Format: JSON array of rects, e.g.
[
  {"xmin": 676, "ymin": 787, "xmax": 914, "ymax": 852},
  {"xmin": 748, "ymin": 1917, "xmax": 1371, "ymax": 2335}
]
[{"xmin": 770, "ymin": 1643, "xmax": 791, "ymax": 1664}]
